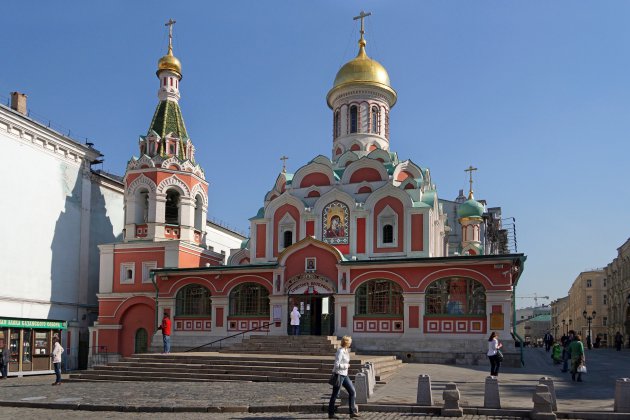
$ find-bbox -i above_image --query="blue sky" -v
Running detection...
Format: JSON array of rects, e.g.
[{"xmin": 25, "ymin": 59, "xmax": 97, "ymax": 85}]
[{"xmin": 3, "ymin": 1, "xmax": 628, "ymax": 306}]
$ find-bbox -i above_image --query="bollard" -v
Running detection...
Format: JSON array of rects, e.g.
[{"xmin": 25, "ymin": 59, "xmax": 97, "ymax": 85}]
[
  {"xmin": 365, "ymin": 362, "xmax": 376, "ymax": 396},
  {"xmin": 484, "ymin": 376, "xmax": 501, "ymax": 409},
  {"xmin": 538, "ymin": 377, "xmax": 557, "ymax": 411},
  {"xmin": 417, "ymin": 374, "xmax": 433, "ymax": 406},
  {"xmin": 531, "ymin": 384, "xmax": 556, "ymax": 420},
  {"xmin": 614, "ymin": 378, "xmax": 630, "ymax": 413},
  {"xmin": 442, "ymin": 382, "xmax": 463, "ymax": 417},
  {"xmin": 354, "ymin": 372, "xmax": 369, "ymax": 404}
]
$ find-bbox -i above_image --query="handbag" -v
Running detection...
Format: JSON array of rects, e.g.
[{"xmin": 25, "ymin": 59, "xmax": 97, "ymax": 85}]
[
  {"xmin": 577, "ymin": 364, "xmax": 587, "ymax": 374},
  {"xmin": 328, "ymin": 373, "xmax": 342, "ymax": 387},
  {"xmin": 496, "ymin": 350, "xmax": 504, "ymax": 362}
]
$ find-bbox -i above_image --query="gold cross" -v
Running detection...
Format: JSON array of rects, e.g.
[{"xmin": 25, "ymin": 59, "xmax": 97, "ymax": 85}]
[
  {"xmin": 280, "ymin": 155, "xmax": 289, "ymax": 173},
  {"xmin": 165, "ymin": 18, "xmax": 176, "ymax": 53},
  {"xmin": 464, "ymin": 165, "xmax": 478, "ymax": 199},
  {"xmin": 353, "ymin": 11, "xmax": 371, "ymax": 41}
]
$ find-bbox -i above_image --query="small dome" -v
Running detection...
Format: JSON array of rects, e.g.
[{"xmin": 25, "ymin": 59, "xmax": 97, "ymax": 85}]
[
  {"xmin": 157, "ymin": 49, "xmax": 181, "ymax": 77},
  {"xmin": 327, "ymin": 40, "xmax": 396, "ymax": 107},
  {"xmin": 457, "ymin": 198, "xmax": 485, "ymax": 219}
]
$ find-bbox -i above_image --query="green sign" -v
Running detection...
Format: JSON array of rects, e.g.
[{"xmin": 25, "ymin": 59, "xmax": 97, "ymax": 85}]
[{"xmin": 0, "ymin": 318, "xmax": 67, "ymax": 330}]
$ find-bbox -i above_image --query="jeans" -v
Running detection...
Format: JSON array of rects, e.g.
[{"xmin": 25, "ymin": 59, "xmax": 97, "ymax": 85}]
[
  {"xmin": 163, "ymin": 335, "xmax": 171, "ymax": 353},
  {"xmin": 328, "ymin": 374, "xmax": 357, "ymax": 416},
  {"xmin": 488, "ymin": 354, "xmax": 501, "ymax": 376},
  {"xmin": 292, "ymin": 325, "xmax": 300, "ymax": 336},
  {"xmin": 53, "ymin": 362, "xmax": 61, "ymax": 383},
  {"xmin": 1, "ymin": 363, "xmax": 7, "ymax": 378}
]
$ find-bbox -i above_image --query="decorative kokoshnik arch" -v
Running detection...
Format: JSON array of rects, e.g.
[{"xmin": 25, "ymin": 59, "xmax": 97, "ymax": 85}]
[{"xmin": 285, "ymin": 272, "xmax": 337, "ymax": 295}]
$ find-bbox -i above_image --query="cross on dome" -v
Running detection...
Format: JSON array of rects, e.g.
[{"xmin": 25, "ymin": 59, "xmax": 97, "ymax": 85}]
[
  {"xmin": 280, "ymin": 155, "xmax": 289, "ymax": 173},
  {"xmin": 353, "ymin": 10, "xmax": 371, "ymax": 44},
  {"xmin": 165, "ymin": 18, "xmax": 176, "ymax": 55},
  {"xmin": 464, "ymin": 165, "xmax": 478, "ymax": 199}
]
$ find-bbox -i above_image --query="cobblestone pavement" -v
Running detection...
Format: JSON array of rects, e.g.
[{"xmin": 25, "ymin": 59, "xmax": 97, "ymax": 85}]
[{"xmin": 0, "ymin": 407, "xmax": 523, "ymax": 419}]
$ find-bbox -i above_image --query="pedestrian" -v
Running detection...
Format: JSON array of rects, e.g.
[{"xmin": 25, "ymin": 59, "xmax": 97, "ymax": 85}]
[
  {"xmin": 586, "ymin": 334, "xmax": 592, "ymax": 350},
  {"xmin": 561, "ymin": 330, "xmax": 575, "ymax": 373},
  {"xmin": 615, "ymin": 332, "xmax": 623, "ymax": 351},
  {"xmin": 569, "ymin": 334, "xmax": 585, "ymax": 382},
  {"xmin": 543, "ymin": 331, "xmax": 553, "ymax": 352},
  {"xmin": 290, "ymin": 306, "xmax": 301, "ymax": 336},
  {"xmin": 487, "ymin": 331, "xmax": 503, "ymax": 377},
  {"xmin": 157, "ymin": 312, "xmax": 171, "ymax": 354},
  {"xmin": 51, "ymin": 336, "xmax": 64, "ymax": 386},
  {"xmin": 0, "ymin": 338, "xmax": 9, "ymax": 379},
  {"xmin": 328, "ymin": 336, "xmax": 360, "ymax": 419},
  {"xmin": 551, "ymin": 342, "xmax": 562, "ymax": 364}
]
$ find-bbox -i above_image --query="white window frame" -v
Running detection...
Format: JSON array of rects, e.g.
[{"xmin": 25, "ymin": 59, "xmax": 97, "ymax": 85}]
[
  {"xmin": 142, "ymin": 261, "xmax": 158, "ymax": 284},
  {"xmin": 278, "ymin": 213, "xmax": 296, "ymax": 252},
  {"xmin": 377, "ymin": 205, "xmax": 398, "ymax": 248},
  {"xmin": 120, "ymin": 262, "xmax": 136, "ymax": 285}
]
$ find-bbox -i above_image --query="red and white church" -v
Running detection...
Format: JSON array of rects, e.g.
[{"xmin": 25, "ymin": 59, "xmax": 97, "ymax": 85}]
[{"xmin": 90, "ymin": 19, "xmax": 525, "ymax": 363}]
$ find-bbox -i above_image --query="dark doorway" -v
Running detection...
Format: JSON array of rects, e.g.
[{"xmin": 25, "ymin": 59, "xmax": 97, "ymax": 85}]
[
  {"xmin": 288, "ymin": 295, "xmax": 334, "ymax": 336},
  {"xmin": 134, "ymin": 328, "xmax": 148, "ymax": 354}
]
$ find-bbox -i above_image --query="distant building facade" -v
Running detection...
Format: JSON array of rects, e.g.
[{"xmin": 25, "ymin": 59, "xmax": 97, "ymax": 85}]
[{"xmin": 604, "ymin": 238, "xmax": 630, "ymax": 345}]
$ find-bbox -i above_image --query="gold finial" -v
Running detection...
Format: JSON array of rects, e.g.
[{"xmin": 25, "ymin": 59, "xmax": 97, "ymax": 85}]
[
  {"xmin": 280, "ymin": 155, "xmax": 289, "ymax": 173},
  {"xmin": 464, "ymin": 165, "xmax": 478, "ymax": 199},
  {"xmin": 165, "ymin": 18, "xmax": 176, "ymax": 55},
  {"xmin": 353, "ymin": 11, "xmax": 371, "ymax": 55}
]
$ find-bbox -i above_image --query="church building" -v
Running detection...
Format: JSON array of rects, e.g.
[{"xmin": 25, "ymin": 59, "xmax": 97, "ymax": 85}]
[{"xmin": 91, "ymin": 16, "xmax": 525, "ymax": 364}]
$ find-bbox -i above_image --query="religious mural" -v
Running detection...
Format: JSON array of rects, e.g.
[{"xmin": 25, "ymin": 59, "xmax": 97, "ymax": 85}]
[{"xmin": 322, "ymin": 201, "xmax": 349, "ymax": 245}]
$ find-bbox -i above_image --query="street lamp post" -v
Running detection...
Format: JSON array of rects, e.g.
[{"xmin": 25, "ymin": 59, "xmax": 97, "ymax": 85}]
[
  {"xmin": 562, "ymin": 319, "xmax": 566, "ymax": 335},
  {"xmin": 583, "ymin": 310, "xmax": 596, "ymax": 350}
]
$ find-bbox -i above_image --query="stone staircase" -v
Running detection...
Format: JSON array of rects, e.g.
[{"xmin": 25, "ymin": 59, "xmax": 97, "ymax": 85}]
[{"xmin": 69, "ymin": 336, "xmax": 402, "ymax": 384}]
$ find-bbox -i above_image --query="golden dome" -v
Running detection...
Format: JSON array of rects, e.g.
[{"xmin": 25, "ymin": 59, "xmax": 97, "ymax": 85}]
[
  {"xmin": 327, "ymin": 39, "xmax": 396, "ymax": 108},
  {"xmin": 157, "ymin": 46, "xmax": 182, "ymax": 77}
]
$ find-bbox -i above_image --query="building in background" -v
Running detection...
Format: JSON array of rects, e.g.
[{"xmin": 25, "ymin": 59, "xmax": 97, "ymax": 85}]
[
  {"xmin": 514, "ymin": 305, "xmax": 551, "ymax": 346},
  {"xmin": 604, "ymin": 238, "xmax": 630, "ymax": 346},
  {"xmin": 551, "ymin": 269, "xmax": 608, "ymax": 347},
  {"xmin": 550, "ymin": 296, "xmax": 569, "ymax": 339}
]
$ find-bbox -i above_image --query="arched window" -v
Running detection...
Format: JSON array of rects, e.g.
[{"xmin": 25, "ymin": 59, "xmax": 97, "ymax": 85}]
[
  {"xmin": 229, "ymin": 283, "xmax": 270, "ymax": 316},
  {"xmin": 382, "ymin": 224, "xmax": 394, "ymax": 244},
  {"xmin": 355, "ymin": 280, "xmax": 403, "ymax": 315},
  {"xmin": 350, "ymin": 105, "xmax": 358, "ymax": 133},
  {"xmin": 176, "ymin": 284, "xmax": 211, "ymax": 317},
  {"xmin": 334, "ymin": 110, "xmax": 340, "ymax": 138},
  {"xmin": 194, "ymin": 195, "xmax": 204, "ymax": 231},
  {"xmin": 134, "ymin": 189, "xmax": 149, "ymax": 224},
  {"xmin": 425, "ymin": 277, "xmax": 486, "ymax": 315},
  {"xmin": 283, "ymin": 230, "xmax": 293, "ymax": 248},
  {"xmin": 165, "ymin": 189, "xmax": 180, "ymax": 225},
  {"xmin": 371, "ymin": 106, "xmax": 379, "ymax": 134}
]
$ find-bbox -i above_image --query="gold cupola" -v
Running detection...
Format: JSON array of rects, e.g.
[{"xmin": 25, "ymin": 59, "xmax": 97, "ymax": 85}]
[
  {"xmin": 327, "ymin": 25, "xmax": 397, "ymax": 108},
  {"xmin": 157, "ymin": 19, "xmax": 182, "ymax": 78}
]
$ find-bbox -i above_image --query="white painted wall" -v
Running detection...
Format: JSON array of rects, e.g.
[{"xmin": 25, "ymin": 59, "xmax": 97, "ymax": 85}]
[{"xmin": 205, "ymin": 222, "xmax": 245, "ymax": 263}]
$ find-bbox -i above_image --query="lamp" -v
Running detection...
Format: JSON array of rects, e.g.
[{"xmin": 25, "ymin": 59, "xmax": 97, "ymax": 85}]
[{"xmin": 583, "ymin": 310, "xmax": 596, "ymax": 349}]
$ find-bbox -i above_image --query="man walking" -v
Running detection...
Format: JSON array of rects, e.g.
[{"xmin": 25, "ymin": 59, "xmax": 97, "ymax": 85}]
[
  {"xmin": 561, "ymin": 330, "xmax": 575, "ymax": 373},
  {"xmin": 543, "ymin": 331, "xmax": 553, "ymax": 352},
  {"xmin": 157, "ymin": 312, "xmax": 171, "ymax": 354},
  {"xmin": 290, "ymin": 306, "xmax": 301, "ymax": 336},
  {"xmin": 51, "ymin": 336, "xmax": 64, "ymax": 385},
  {"xmin": 0, "ymin": 337, "xmax": 9, "ymax": 379}
]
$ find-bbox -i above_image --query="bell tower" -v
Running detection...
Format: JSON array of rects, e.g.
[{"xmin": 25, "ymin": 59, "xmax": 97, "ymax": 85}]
[{"xmin": 123, "ymin": 19, "xmax": 208, "ymax": 246}]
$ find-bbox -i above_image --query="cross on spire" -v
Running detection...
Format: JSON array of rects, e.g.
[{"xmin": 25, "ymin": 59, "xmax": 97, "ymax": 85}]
[
  {"xmin": 165, "ymin": 18, "xmax": 176, "ymax": 54},
  {"xmin": 464, "ymin": 165, "xmax": 478, "ymax": 199},
  {"xmin": 280, "ymin": 155, "xmax": 289, "ymax": 173},
  {"xmin": 353, "ymin": 11, "xmax": 371, "ymax": 42}
]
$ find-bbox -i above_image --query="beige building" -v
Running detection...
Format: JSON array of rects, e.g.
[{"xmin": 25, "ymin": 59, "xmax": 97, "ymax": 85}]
[
  {"xmin": 551, "ymin": 270, "xmax": 608, "ymax": 347},
  {"xmin": 605, "ymin": 238, "xmax": 630, "ymax": 346}
]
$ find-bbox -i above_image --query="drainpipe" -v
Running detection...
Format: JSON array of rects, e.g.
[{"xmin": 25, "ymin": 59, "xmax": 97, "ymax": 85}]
[{"xmin": 150, "ymin": 272, "xmax": 159, "ymax": 331}]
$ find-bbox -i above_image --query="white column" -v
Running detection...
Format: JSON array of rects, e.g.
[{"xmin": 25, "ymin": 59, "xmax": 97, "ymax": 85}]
[
  {"xmin": 402, "ymin": 293, "xmax": 424, "ymax": 338},
  {"xmin": 210, "ymin": 296, "xmax": 228, "ymax": 337},
  {"xmin": 269, "ymin": 295, "xmax": 288, "ymax": 336},
  {"xmin": 335, "ymin": 294, "xmax": 354, "ymax": 337}
]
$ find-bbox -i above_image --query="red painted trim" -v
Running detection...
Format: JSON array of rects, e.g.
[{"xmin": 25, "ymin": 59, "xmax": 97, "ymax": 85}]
[
  {"xmin": 306, "ymin": 220, "xmax": 315, "ymax": 236},
  {"xmin": 256, "ymin": 224, "xmax": 266, "ymax": 258},
  {"xmin": 411, "ymin": 214, "xmax": 423, "ymax": 252},
  {"xmin": 341, "ymin": 306, "xmax": 347, "ymax": 328},
  {"xmin": 356, "ymin": 218, "xmax": 366, "ymax": 254},
  {"xmin": 409, "ymin": 306, "xmax": 420, "ymax": 328},
  {"xmin": 216, "ymin": 307, "xmax": 224, "ymax": 327}
]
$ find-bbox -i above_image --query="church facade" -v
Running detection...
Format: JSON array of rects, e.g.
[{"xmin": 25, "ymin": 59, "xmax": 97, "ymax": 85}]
[{"xmin": 91, "ymin": 18, "xmax": 525, "ymax": 362}]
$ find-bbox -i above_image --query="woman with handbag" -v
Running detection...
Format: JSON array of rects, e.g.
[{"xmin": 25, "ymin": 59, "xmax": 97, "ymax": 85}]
[
  {"xmin": 487, "ymin": 332, "xmax": 503, "ymax": 377},
  {"xmin": 328, "ymin": 336, "xmax": 359, "ymax": 419},
  {"xmin": 569, "ymin": 334, "xmax": 585, "ymax": 382}
]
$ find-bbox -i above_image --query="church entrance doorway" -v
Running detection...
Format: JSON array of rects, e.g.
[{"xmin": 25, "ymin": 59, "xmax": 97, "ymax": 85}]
[
  {"xmin": 288, "ymin": 295, "xmax": 334, "ymax": 336},
  {"xmin": 134, "ymin": 328, "xmax": 148, "ymax": 354}
]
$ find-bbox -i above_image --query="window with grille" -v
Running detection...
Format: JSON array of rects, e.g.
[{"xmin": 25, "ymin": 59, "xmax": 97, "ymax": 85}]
[
  {"xmin": 586, "ymin": 295, "xmax": 592, "ymax": 305},
  {"xmin": 229, "ymin": 283, "xmax": 270, "ymax": 316},
  {"xmin": 425, "ymin": 277, "xmax": 486, "ymax": 316},
  {"xmin": 355, "ymin": 280, "xmax": 403, "ymax": 316},
  {"xmin": 350, "ymin": 105, "xmax": 358, "ymax": 133},
  {"xmin": 334, "ymin": 110, "xmax": 340, "ymax": 138},
  {"xmin": 176, "ymin": 285, "xmax": 211, "ymax": 317},
  {"xmin": 371, "ymin": 106, "xmax": 379, "ymax": 134},
  {"xmin": 382, "ymin": 224, "xmax": 394, "ymax": 244},
  {"xmin": 603, "ymin": 294, "xmax": 607, "ymax": 305},
  {"xmin": 586, "ymin": 279, "xmax": 592, "ymax": 287}
]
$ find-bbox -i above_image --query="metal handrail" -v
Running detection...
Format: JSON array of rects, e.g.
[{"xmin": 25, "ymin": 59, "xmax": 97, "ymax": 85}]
[{"xmin": 184, "ymin": 321, "xmax": 274, "ymax": 352}]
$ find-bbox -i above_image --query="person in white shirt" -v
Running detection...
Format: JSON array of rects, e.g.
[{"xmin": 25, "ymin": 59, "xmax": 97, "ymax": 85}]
[
  {"xmin": 487, "ymin": 331, "xmax": 503, "ymax": 376},
  {"xmin": 289, "ymin": 306, "xmax": 301, "ymax": 335},
  {"xmin": 328, "ymin": 336, "xmax": 360, "ymax": 418},
  {"xmin": 51, "ymin": 336, "xmax": 64, "ymax": 385}
]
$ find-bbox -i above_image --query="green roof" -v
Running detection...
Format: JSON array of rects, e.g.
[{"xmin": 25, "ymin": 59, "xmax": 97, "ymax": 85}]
[
  {"xmin": 149, "ymin": 100, "xmax": 188, "ymax": 141},
  {"xmin": 457, "ymin": 198, "xmax": 484, "ymax": 218}
]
